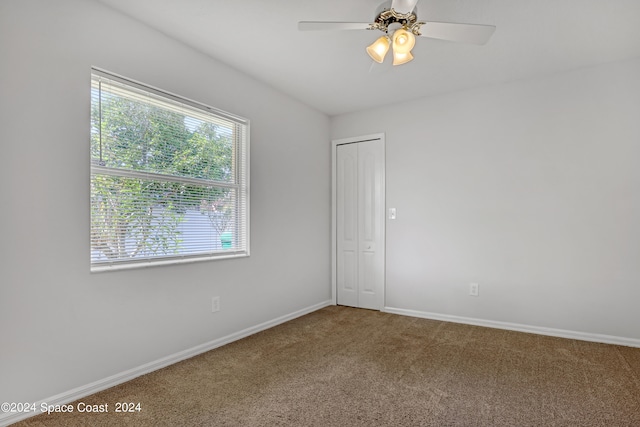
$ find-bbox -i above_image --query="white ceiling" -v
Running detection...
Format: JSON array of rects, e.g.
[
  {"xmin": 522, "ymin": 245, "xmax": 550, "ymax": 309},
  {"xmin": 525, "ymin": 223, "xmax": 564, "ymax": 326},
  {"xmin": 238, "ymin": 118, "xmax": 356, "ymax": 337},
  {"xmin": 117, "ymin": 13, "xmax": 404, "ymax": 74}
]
[{"xmin": 97, "ymin": 0, "xmax": 640, "ymax": 116}]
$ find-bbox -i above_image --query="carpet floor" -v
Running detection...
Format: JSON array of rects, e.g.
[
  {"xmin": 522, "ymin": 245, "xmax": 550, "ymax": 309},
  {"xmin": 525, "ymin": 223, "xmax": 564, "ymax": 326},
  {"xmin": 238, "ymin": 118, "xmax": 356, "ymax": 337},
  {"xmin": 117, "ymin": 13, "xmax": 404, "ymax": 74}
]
[{"xmin": 14, "ymin": 306, "xmax": 640, "ymax": 426}]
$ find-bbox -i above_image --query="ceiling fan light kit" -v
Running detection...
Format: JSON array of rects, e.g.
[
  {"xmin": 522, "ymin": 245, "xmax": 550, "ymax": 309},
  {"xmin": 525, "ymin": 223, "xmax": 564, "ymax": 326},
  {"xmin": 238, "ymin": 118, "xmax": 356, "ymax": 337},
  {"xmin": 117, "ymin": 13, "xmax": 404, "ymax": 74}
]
[
  {"xmin": 393, "ymin": 50, "xmax": 413, "ymax": 66},
  {"xmin": 366, "ymin": 36, "xmax": 391, "ymax": 63},
  {"xmin": 366, "ymin": 7, "xmax": 423, "ymax": 65},
  {"xmin": 299, "ymin": 0, "xmax": 496, "ymax": 67}
]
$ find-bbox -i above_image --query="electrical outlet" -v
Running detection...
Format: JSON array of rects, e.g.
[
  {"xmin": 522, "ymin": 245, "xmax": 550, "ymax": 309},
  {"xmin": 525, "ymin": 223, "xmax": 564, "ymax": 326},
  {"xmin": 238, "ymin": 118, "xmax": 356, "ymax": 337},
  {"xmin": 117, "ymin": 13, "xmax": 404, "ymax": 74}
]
[
  {"xmin": 212, "ymin": 296, "xmax": 220, "ymax": 312},
  {"xmin": 469, "ymin": 283, "xmax": 479, "ymax": 297}
]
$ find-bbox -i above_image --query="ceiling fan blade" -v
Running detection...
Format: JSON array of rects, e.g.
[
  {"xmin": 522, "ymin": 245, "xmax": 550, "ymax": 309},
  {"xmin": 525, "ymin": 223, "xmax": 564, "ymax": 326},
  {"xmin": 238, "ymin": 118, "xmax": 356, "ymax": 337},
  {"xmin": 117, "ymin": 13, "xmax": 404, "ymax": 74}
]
[
  {"xmin": 391, "ymin": 0, "xmax": 419, "ymax": 14},
  {"xmin": 298, "ymin": 21, "xmax": 371, "ymax": 31},
  {"xmin": 419, "ymin": 21, "xmax": 496, "ymax": 45}
]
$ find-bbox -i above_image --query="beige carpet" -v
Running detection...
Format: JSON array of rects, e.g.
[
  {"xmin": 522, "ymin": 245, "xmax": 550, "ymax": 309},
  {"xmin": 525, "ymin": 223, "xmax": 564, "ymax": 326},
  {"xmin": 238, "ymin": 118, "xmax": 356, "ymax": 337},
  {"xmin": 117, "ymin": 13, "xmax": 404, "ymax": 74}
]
[{"xmin": 15, "ymin": 306, "xmax": 640, "ymax": 426}]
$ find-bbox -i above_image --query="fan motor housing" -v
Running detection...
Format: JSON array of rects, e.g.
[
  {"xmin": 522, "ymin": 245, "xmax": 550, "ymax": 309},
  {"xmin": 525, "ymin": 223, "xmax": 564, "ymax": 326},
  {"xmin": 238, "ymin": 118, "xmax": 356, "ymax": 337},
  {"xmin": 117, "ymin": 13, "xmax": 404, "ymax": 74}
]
[{"xmin": 369, "ymin": 2, "xmax": 423, "ymax": 35}]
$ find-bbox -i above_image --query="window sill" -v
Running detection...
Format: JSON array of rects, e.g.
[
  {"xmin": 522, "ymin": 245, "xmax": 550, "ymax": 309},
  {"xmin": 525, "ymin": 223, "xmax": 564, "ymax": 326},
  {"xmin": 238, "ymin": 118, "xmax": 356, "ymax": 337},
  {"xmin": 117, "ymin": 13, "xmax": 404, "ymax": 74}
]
[{"xmin": 91, "ymin": 252, "xmax": 249, "ymax": 273}]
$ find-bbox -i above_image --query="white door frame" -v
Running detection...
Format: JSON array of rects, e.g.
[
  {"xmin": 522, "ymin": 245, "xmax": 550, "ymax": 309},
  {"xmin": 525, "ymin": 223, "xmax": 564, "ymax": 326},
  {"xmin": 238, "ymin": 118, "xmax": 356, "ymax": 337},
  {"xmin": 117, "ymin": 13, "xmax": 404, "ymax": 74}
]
[{"xmin": 331, "ymin": 133, "xmax": 386, "ymax": 308}]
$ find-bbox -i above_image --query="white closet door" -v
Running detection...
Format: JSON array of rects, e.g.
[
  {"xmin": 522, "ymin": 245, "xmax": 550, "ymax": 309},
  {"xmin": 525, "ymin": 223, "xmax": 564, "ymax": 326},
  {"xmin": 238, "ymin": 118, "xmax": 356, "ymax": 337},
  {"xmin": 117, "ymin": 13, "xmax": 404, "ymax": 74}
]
[
  {"xmin": 336, "ymin": 139, "xmax": 384, "ymax": 310},
  {"xmin": 336, "ymin": 143, "xmax": 358, "ymax": 307}
]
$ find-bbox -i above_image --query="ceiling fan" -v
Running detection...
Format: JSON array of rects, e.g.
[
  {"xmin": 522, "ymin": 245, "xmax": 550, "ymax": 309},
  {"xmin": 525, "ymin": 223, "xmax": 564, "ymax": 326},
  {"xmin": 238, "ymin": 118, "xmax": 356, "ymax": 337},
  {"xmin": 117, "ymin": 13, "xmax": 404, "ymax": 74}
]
[{"xmin": 299, "ymin": 0, "xmax": 496, "ymax": 66}]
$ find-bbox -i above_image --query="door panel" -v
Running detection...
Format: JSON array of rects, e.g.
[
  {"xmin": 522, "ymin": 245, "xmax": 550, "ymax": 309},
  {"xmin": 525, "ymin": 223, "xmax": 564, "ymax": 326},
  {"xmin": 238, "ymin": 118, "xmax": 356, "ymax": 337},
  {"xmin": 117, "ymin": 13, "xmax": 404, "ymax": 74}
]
[
  {"xmin": 336, "ymin": 143, "xmax": 358, "ymax": 307},
  {"xmin": 357, "ymin": 141, "xmax": 384, "ymax": 310},
  {"xmin": 336, "ymin": 139, "xmax": 385, "ymax": 310},
  {"xmin": 342, "ymin": 153, "xmax": 357, "ymax": 243},
  {"xmin": 342, "ymin": 251, "xmax": 357, "ymax": 291},
  {"xmin": 361, "ymin": 150, "xmax": 376, "ymax": 242}
]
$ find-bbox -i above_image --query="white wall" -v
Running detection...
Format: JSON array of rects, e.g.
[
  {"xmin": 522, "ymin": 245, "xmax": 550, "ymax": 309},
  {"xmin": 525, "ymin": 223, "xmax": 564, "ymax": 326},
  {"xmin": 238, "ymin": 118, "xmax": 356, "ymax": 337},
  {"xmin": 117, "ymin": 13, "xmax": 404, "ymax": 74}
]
[
  {"xmin": 332, "ymin": 58, "xmax": 640, "ymax": 340},
  {"xmin": 0, "ymin": 0, "xmax": 330, "ymax": 406}
]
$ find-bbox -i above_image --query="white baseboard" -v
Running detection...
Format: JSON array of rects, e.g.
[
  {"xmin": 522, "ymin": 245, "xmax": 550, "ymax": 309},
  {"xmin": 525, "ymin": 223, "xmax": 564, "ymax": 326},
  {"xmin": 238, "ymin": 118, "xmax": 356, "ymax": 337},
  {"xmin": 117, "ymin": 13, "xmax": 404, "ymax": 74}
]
[
  {"xmin": 383, "ymin": 306, "xmax": 640, "ymax": 348},
  {"xmin": 0, "ymin": 300, "xmax": 332, "ymax": 427}
]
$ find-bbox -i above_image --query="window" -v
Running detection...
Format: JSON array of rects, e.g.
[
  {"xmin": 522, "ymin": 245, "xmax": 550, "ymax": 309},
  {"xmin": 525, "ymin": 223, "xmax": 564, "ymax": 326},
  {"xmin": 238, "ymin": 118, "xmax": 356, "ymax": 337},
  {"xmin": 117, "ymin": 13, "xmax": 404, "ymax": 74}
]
[{"xmin": 90, "ymin": 69, "xmax": 249, "ymax": 271}]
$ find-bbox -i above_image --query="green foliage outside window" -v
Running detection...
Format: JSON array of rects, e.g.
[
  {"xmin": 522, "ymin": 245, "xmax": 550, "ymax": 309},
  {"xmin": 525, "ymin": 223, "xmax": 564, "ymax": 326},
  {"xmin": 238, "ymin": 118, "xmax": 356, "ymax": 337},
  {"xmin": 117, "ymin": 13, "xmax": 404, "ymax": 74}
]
[{"xmin": 91, "ymin": 81, "xmax": 237, "ymax": 263}]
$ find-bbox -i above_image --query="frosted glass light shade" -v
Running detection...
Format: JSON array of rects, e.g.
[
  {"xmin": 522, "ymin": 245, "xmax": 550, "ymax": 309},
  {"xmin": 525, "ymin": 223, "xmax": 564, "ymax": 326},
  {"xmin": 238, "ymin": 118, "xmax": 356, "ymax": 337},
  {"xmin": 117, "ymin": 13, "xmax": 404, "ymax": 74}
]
[
  {"xmin": 366, "ymin": 36, "xmax": 391, "ymax": 63},
  {"xmin": 393, "ymin": 50, "xmax": 414, "ymax": 66},
  {"xmin": 392, "ymin": 28, "xmax": 415, "ymax": 54}
]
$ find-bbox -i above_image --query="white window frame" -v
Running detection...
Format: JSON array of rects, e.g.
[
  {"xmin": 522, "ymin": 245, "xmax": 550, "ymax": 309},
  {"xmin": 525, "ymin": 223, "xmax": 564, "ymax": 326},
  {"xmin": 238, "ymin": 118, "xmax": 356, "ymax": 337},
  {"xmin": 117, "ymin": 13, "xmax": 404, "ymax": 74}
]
[{"xmin": 90, "ymin": 68, "xmax": 250, "ymax": 272}]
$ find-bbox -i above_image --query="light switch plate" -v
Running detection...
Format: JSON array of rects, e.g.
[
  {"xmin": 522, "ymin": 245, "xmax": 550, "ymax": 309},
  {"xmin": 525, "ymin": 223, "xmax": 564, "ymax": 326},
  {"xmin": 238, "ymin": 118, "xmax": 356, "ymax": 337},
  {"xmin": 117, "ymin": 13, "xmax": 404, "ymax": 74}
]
[{"xmin": 389, "ymin": 208, "xmax": 396, "ymax": 220}]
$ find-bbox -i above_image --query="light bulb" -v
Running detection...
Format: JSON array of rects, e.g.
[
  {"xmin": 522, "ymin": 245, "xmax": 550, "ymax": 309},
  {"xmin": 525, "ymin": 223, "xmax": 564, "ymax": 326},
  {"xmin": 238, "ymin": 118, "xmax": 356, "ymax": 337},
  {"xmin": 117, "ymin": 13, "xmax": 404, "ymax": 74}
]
[
  {"xmin": 393, "ymin": 50, "xmax": 414, "ymax": 66},
  {"xmin": 366, "ymin": 36, "xmax": 390, "ymax": 63},
  {"xmin": 392, "ymin": 28, "xmax": 415, "ymax": 54}
]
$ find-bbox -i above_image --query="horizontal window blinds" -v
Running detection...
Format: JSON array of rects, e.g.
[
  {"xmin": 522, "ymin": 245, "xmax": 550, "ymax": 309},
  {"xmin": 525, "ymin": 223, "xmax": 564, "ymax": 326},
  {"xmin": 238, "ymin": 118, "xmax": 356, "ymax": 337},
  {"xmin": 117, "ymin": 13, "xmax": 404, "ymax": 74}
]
[{"xmin": 90, "ymin": 70, "xmax": 249, "ymax": 271}]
